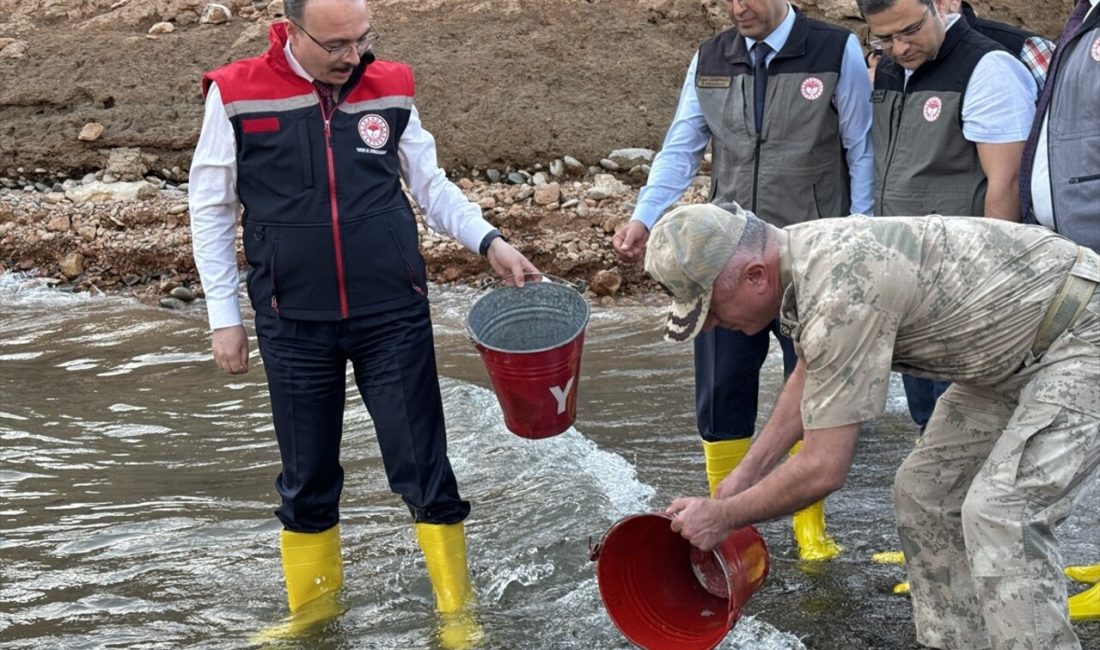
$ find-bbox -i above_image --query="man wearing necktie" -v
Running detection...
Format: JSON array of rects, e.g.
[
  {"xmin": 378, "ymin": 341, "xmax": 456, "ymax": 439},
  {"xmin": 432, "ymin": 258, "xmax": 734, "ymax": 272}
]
[{"xmin": 613, "ymin": 0, "xmax": 874, "ymax": 562}]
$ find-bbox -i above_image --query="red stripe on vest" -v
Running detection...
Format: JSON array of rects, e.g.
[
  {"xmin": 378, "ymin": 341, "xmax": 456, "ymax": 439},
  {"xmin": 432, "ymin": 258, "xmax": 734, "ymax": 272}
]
[{"xmin": 242, "ymin": 117, "xmax": 280, "ymax": 133}]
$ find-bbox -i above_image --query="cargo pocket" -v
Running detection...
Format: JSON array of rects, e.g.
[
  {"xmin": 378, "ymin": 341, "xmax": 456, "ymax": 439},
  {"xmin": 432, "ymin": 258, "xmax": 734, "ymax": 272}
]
[
  {"xmin": 340, "ymin": 207, "xmax": 426, "ymax": 310},
  {"xmin": 242, "ymin": 222, "xmax": 279, "ymax": 310}
]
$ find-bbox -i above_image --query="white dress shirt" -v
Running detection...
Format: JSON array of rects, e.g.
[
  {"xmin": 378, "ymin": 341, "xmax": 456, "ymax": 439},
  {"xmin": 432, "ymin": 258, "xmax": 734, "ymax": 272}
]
[{"xmin": 189, "ymin": 40, "xmax": 494, "ymax": 329}]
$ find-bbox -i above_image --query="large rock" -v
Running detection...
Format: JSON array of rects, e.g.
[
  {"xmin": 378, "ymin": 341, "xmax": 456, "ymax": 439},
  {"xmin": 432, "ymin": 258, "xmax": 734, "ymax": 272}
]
[{"xmin": 65, "ymin": 180, "xmax": 159, "ymax": 203}]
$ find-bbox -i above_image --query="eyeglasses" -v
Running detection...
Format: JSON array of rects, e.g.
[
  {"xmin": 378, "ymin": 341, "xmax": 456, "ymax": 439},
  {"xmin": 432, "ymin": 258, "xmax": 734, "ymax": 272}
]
[
  {"xmin": 868, "ymin": 5, "xmax": 932, "ymax": 50},
  {"xmin": 291, "ymin": 21, "xmax": 380, "ymax": 59}
]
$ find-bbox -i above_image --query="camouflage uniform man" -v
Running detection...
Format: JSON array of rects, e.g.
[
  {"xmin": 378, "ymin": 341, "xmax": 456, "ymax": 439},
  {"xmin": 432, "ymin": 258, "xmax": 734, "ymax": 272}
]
[{"xmin": 650, "ymin": 203, "xmax": 1099, "ymax": 648}]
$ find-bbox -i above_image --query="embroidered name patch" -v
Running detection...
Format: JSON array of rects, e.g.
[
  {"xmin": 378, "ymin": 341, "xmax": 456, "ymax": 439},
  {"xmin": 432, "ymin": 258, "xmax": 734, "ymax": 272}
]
[
  {"xmin": 696, "ymin": 75, "xmax": 731, "ymax": 88},
  {"xmin": 923, "ymin": 96, "xmax": 942, "ymax": 122},
  {"xmin": 800, "ymin": 77, "xmax": 824, "ymax": 100},
  {"xmin": 358, "ymin": 114, "xmax": 390, "ymax": 149}
]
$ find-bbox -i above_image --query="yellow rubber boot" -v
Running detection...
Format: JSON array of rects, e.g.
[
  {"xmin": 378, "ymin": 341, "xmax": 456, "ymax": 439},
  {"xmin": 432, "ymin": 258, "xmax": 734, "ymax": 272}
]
[
  {"xmin": 789, "ymin": 441, "xmax": 843, "ymax": 561},
  {"xmin": 1066, "ymin": 564, "xmax": 1100, "ymax": 621},
  {"xmin": 702, "ymin": 438, "xmax": 752, "ymax": 497},
  {"xmin": 252, "ymin": 525, "xmax": 345, "ymax": 643},
  {"xmin": 416, "ymin": 522, "xmax": 483, "ymax": 649}
]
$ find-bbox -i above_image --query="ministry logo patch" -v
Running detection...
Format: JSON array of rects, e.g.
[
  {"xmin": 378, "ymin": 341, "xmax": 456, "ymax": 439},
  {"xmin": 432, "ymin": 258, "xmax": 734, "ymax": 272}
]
[{"xmin": 358, "ymin": 114, "xmax": 390, "ymax": 149}]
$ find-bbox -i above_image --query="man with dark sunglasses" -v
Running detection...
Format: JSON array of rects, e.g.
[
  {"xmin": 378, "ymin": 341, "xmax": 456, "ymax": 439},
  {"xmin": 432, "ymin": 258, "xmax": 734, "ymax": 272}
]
[{"xmin": 189, "ymin": 0, "xmax": 537, "ymax": 645}]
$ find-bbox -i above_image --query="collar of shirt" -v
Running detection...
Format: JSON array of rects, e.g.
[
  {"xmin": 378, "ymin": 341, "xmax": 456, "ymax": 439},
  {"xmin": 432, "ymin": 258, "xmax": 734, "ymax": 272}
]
[
  {"xmin": 744, "ymin": 2, "xmax": 796, "ymax": 58},
  {"xmin": 283, "ymin": 39, "xmax": 315, "ymax": 82},
  {"xmin": 904, "ymin": 13, "xmax": 961, "ymax": 82}
]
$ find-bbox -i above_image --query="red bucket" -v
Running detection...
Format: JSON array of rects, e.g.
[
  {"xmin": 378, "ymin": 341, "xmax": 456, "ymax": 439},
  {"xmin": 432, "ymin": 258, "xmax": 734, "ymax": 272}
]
[
  {"xmin": 592, "ymin": 513, "xmax": 770, "ymax": 650},
  {"xmin": 465, "ymin": 279, "xmax": 590, "ymax": 439}
]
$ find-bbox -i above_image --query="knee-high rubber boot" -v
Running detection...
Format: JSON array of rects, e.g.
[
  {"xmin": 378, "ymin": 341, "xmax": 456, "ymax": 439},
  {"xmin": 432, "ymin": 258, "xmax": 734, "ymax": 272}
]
[
  {"xmin": 702, "ymin": 438, "xmax": 752, "ymax": 497},
  {"xmin": 789, "ymin": 441, "xmax": 843, "ymax": 561},
  {"xmin": 416, "ymin": 522, "xmax": 483, "ymax": 649},
  {"xmin": 252, "ymin": 525, "xmax": 345, "ymax": 642},
  {"xmin": 1066, "ymin": 564, "xmax": 1100, "ymax": 621}
]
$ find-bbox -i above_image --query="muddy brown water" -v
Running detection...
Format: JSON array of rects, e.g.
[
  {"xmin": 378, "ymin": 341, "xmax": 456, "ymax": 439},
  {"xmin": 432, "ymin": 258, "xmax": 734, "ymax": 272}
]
[{"xmin": 1, "ymin": 276, "xmax": 1096, "ymax": 649}]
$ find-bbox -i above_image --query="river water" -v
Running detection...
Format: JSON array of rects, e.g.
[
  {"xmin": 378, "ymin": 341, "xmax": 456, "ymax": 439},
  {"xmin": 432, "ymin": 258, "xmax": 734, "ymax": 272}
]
[{"xmin": 1, "ymin": 274, "xmax": 1096, "ymax": 650}]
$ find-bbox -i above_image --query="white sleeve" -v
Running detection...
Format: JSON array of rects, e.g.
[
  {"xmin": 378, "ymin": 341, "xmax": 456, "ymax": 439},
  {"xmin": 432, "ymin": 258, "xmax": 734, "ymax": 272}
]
[
  {"xmin": 632, "ymin": 52, "xmax": 710, "ymax": 229},
  {"xmin": 961, "ymin": 51, "xmax": 1036, "ymax": 144},
  {"xmin": 834, "ymin": 34, "xmax": 874, "ymax": 215},
  {"xmin": 188, "ymin": 82, "xmax": 243, "ymax": 330},
  {"xmin": 398, "ymin": 105, "xmax": 494, "ymax": 254}
]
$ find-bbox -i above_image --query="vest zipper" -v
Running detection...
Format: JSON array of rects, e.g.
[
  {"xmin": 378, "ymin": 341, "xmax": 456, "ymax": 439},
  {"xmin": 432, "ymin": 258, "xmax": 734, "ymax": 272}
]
[
  {"xmin": 878, "ymin": 91, "xmax": 906, "ymax": 211},
  {"xmin": 322, "ymin": 111, "xmax": 350, "ymax": 319}
]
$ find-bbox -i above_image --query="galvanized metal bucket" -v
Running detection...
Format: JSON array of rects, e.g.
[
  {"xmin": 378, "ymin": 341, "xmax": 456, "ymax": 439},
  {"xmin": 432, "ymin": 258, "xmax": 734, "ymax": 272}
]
[{"xmin": 465, "ymin": 277, "xmax": 590, "ymax": 439}]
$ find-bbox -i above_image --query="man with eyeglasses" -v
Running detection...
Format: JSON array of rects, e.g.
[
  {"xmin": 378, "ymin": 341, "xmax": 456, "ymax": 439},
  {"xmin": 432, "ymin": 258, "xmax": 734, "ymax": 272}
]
[
  {"xmin": 613, "ymin": 0, "xmax": 873, "ymax": 564},
  {"xmin": 188, "ymin": 0, "xmax": 537, "ymax": 645},
  {"xmin": 861, "ymin": 0, "xmax": 1035, "ymax": 444}
]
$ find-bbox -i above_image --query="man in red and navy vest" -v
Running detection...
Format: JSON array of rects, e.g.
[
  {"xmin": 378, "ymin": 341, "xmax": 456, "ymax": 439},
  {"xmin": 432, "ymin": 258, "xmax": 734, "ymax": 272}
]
[{"xmin": 188, "ymin": 0, "xmax": 537, "ymax": 644}]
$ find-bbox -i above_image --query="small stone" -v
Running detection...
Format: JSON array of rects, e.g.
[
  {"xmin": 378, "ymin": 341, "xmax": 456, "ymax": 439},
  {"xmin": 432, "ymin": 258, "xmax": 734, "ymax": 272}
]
[
  {"xmin": 599, "ymin": 158, "xmax": 620, "ymax": 171},
  {"xmin": 485, "ymin": 169, "xmax": 501, "ymax": 183},
  {"xmin": 170, "ymin": 286, "xmax": 195, "ymax": 301},
  {"xmin": 168, "ymin": 203, "xmax": 188, "ymax": 215},
  {"xmin": 78, "ymin": 123, "xmax": 105, "ymax": 142},
  {"xmin": 159, "ymin": 297, "xmax": 187, "ymax": 310},
  {"xmin": 563, "ymin": 156, "xmax": 584, "ymax": 170},
  {"xmin": 148, "ymin": 22, "xmax": 175, "ymax": 35},
  {"xmin": 533, "ymin": 182, "xmax": 561, "ymax": 206},
  {"xmin": 586, "ymin": 187, "xmax": 612, "ymax": 201},
  {"xmin": 200, "ymin": 3, "xmax": 232, "ymax": 24},
  {"xmin": 59, "ymin": 252, "xmax": 85, "ymax": 279}
]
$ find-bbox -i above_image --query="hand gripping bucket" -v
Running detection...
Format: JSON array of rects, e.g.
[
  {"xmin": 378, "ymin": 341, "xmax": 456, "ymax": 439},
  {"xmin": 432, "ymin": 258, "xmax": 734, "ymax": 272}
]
[
  {"xmin": 590, "ymin": 513, "xmax": 770, "ymax": 650},
  {"xmin": 465, "ymin": 277, "xmax": 590, "ymax": 439}
]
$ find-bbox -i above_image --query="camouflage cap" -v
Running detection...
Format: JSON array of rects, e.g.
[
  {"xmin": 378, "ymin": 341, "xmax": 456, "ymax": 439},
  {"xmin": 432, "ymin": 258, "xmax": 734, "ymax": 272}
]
[{"xmin": 644, "ymin": 203, "xmax": 748, "ymax": 342}]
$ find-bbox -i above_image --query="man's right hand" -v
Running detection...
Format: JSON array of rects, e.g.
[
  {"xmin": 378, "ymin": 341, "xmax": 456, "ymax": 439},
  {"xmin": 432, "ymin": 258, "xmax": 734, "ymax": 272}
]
[
  {"xmin": 714, "ymin": 465, "xmax": 756, "ymax": 500},
  {"xmin": 612, "ymin": 219, "xmax": 650, "ymax": 263},
  {"xmin": 211, "ymin": 325, "xmax": 250, "ymax": 375}
]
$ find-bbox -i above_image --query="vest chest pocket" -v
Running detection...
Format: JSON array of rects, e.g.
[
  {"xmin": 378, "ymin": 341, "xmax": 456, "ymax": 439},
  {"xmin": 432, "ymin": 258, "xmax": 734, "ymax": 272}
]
[{"xmin": 237, "ymin": 118, "xmax": 315, "ymax": 196}]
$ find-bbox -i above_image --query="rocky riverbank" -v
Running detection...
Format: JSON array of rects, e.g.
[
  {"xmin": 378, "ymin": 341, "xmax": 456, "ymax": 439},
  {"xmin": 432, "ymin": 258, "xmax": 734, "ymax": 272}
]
[
  {"xmin": 1, "ymin": 0, "xmax": 1063, "ymax": 309},
  {"xmin": 0, "ymin": 148, "xmax": 712, "ymax": 310}
]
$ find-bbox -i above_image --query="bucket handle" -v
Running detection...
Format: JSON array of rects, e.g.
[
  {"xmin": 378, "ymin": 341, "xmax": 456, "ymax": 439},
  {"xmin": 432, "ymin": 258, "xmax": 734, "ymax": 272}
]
[
  {"xmin": 477, "ymin": 273, "xmax": 587, "ymax": 294},
  {"xmin": 587, "ymin": 535, "xmax": 602, "ymax": 561}
]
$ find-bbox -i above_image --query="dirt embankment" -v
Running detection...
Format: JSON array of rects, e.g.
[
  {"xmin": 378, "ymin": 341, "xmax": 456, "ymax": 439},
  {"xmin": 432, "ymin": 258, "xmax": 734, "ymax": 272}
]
[{"xmin": 0, "ymin": 0, "xmax": 1070, "ymax": 303}]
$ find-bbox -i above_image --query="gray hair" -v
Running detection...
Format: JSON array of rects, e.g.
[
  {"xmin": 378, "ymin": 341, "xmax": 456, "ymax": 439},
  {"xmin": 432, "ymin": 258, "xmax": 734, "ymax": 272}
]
[
  {"xmin": 713, "ymin": 206, "xmax": 770, "ymax": 290},
  {"xmin": 857, "ymin": 0, "xmax": 932, "ymax": 16}
]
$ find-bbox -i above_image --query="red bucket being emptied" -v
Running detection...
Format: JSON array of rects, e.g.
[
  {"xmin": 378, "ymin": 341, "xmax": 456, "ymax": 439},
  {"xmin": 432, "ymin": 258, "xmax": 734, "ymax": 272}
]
[
  {"xmin": 592, "ymin": 513, "xmax": 770, "ymax": 650},
  {"xmin": 465, "ymin": 278, "xmax": 590, "ymax": 439}
]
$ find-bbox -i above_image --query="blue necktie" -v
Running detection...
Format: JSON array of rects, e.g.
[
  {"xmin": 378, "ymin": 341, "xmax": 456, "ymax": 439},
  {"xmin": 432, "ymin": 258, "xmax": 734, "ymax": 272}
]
[{"xmin": 753, "ymin": 42, "xmax": 772, "ymax": 133}]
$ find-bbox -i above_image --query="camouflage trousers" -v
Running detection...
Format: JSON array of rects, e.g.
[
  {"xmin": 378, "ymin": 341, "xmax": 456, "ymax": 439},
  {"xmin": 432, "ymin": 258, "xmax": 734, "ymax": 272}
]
[{"xmin": 894, "ymin": 291, "xmax": 1100, "ymax": 650}]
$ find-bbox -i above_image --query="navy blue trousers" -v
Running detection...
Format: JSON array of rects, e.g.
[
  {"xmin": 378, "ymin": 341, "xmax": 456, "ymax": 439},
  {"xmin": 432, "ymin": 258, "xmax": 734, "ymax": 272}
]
[
  {"xmin": 901, "ymin": 374, "xmax": 950, "ymax": 433},
  {"xmin": 255, "ymin": 302, "xmax": 470, "ymax": 532},
  {"xmin": 694, "ymin": 320, "xmax": 798, "ymax": 442}
]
